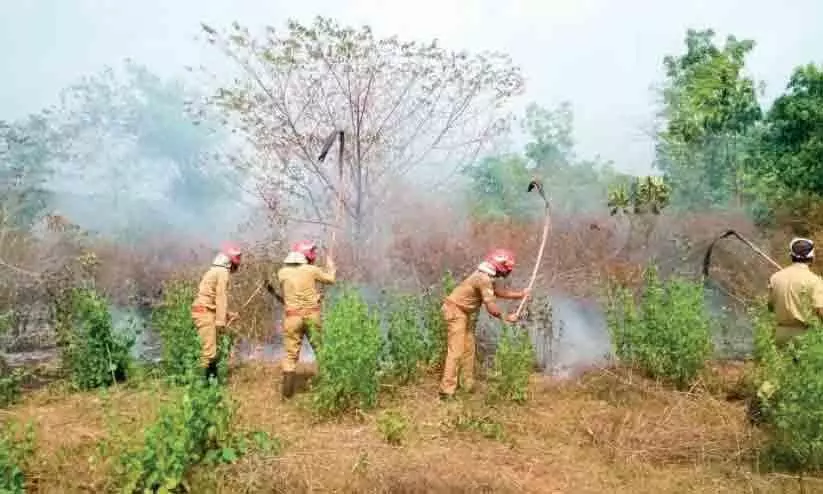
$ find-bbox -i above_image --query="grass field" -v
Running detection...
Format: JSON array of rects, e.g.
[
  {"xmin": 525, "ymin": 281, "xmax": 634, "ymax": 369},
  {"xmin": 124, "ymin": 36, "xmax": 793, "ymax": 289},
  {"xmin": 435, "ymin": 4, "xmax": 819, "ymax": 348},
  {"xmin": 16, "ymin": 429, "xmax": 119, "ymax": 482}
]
[{"xmin": 2, "ymin": 360, "xmax": 817, "ymax": 493}]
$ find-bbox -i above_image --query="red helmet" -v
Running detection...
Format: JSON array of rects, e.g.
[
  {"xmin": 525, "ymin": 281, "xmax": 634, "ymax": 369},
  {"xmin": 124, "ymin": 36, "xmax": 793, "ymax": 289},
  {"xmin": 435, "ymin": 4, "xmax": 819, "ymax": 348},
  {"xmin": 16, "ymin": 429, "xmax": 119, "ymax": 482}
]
[
  {"xmin": 291, "ymin": 240, "xmax": 318, "ymax": 264},
  {"xmin": 485, "ymin": 248, "xmax": 515, "ymax": 276},
  {"xmin": 221, "ymin": 242, "xmax": 242, "ymax": 266}
]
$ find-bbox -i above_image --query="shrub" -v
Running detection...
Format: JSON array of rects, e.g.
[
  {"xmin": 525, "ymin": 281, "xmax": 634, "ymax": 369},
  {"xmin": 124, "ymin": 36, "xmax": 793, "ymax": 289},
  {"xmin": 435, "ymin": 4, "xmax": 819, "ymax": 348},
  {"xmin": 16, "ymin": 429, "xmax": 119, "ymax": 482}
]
[
  {"xmin": 384, "ymin": 294, "xmax": 427, "ymax": 384},
  {"xmin": 422, "ymin": 271, "xmax": 456, "ymax": 370},
  {"xmin": 486, "ymin": 323, "xmax": 534, "ymax": 404},
  {"xmin": 0, "ymin": 317, "xmax": 23, "ymax": 409},
  {"xmin": 0, "ymin": 365, "xmax": 23, "ymax": 409},
  {"xmin": 215, "ymin": 332, "xmax": 235, "ymax": 385},
  {"xmin": 376, "ymin": 409, "xmax": 409, "ymax": 446},
  {"xmin": 117, "ymin": 379, "xmax": 236, "ymax": 492},
  {"xmin": 606, "ymin": 266, "xmax": 713, "ymax": 389},
  {"xmin": 152, "ymin": 280, "xmax": 201, "ymax": 384},
  {"xmin": 313, "ymin": 287, "xmax": 382, "ymax": 417},
  {"xmin": 445, "ymin": 408, "xmax": 505, "ymax": 441},
  {"xmin": 754, "ymin": 292, "xmax": 823, "ymax": 471},
  {"xmin": 60, "ymin": 288, "xmax": 135, "ymax": 390},
  {"xmin": 0, "ymin": 422, "xmax": 35, "ymax": 494}
]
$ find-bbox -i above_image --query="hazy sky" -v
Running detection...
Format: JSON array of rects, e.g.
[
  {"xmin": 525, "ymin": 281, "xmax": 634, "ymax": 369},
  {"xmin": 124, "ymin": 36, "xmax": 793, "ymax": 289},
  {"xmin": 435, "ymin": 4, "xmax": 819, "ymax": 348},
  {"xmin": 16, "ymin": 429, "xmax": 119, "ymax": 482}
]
[{"xmin": 2, "ymin": 0, "xmax": 822, "ymax": 174}]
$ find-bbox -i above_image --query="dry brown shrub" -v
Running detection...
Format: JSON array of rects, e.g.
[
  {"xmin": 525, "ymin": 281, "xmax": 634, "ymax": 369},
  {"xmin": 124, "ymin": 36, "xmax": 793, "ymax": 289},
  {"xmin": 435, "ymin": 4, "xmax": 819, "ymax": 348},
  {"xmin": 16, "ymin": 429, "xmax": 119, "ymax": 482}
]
[{"xmin": 570, "ymin": 367, "xmax": 756, "ymax": 466}]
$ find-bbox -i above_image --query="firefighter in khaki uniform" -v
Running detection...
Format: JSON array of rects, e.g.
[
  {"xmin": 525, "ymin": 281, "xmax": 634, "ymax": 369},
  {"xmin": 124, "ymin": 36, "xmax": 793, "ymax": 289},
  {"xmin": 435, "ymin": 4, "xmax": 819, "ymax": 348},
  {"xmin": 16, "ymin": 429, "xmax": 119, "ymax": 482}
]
[
  {"xmin": 755, "ymin": 237, "xmax": 823, "ymax": 410},
  {"xmin": 276, "ymin": 240, "xmax": 336, "ymax": 399},
  {"xmin": 191, "ymin": 243, "xmax": 242, "ymax": 379},
  {"xmin": 768, "ymin": 237, "xmax": 823, "ymax": 347},
  {"xmin": 439, "ymin": 248, "xmax": 529, "ymax": 400}
]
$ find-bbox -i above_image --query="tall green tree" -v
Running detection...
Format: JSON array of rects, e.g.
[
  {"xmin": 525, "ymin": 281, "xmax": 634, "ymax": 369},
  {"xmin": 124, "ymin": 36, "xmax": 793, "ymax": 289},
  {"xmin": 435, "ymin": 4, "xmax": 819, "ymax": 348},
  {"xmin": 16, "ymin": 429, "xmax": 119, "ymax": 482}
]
[
  {"xmin": 465, "ymin": 102, "xmax": 620, "ymax": 220},
  {"xmin": 0, "ymin": 116, "xmax": 60, "ymax": 229},
  {"xmin": 761, "ymin": 63, "xmax": 823, "ymax": 197},
  {"xmin": 523, "ymin": 103, "xmax": 620, "ymax": 214},
  {"xmin": 52, "ymin": 61, "xmax": 241, "ymax": 240},
  {"xmin": 465, "ymin": 153, "xmax": 533, "ymax": 220},
  {"xmin": 656, "ymin": 28, "xmax": 763, "ymax": 208}
]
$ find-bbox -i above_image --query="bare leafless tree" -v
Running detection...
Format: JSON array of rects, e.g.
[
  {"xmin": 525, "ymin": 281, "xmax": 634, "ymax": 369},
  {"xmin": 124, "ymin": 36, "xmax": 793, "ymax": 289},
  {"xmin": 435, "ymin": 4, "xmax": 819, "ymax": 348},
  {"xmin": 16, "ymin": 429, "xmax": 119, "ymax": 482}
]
[{"xmin": 199, "ymin": 17, "xmax": 524, "ymax": 239}]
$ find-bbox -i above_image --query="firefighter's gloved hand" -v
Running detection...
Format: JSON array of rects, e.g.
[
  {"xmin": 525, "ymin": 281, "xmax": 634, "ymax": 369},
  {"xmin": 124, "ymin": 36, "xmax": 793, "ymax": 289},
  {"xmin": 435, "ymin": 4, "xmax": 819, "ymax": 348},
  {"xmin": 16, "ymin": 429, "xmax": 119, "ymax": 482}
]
[{"xmin": 265, "ymin": 281, "xmax": 276, "ymax": 295}]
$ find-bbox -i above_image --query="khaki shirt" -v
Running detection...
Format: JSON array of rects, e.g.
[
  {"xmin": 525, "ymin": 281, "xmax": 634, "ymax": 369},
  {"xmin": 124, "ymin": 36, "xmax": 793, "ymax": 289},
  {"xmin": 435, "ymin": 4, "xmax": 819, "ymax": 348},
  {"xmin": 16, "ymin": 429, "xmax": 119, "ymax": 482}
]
[
  {"xmin": 192, "ymin": 266, "xmax": 231, "ymax": 326},
  {"xmin": 768, "ymin": 263, "xmax": 823, "ymax": 327},
  {"xmin": 277, "ymin": 264, "xmax": 336, "ymax": 310},
  {"xmin": 446, "ymin": 271, "xmax": 497, "ymax": 313}
]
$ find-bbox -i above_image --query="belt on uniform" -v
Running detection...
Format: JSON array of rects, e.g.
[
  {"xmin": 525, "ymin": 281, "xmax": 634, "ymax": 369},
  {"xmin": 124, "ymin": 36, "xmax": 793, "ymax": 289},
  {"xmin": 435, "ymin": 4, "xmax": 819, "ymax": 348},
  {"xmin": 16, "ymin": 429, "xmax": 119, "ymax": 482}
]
[
  {"xmin": 285, "ymin": 307, "xmax": 321, "ymax": 317},
  {"xmin": 444, "ymin": 298, "xmax": 473, "ymax": 314},
  {"xmin": 191, "ymin": 306, "xmax": 215, "ymax": 314}
]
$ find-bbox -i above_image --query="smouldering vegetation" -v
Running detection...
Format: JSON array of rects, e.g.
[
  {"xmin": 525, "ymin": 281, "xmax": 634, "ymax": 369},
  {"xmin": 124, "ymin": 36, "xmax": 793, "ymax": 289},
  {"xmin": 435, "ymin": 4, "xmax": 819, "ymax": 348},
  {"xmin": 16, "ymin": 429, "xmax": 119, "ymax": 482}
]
[{"xmin": 3, "ymin": 14, "xmax": 823, "ymax": 494}]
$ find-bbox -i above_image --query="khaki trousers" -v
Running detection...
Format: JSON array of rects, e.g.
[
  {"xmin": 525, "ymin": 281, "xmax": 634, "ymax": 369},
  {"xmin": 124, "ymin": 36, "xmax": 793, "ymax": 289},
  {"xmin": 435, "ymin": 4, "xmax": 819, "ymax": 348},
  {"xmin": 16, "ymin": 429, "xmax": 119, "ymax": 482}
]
[
  {"xmin": 282, "ymin": 310, "xmax": 322, "ymax": 373},
  {"xmin": 192, "ymin": 311, "xmax": 217, "ymax": 368},
  {"xmin": 439, "ymin": 302, "xmax": 477, "ymax": 396}
]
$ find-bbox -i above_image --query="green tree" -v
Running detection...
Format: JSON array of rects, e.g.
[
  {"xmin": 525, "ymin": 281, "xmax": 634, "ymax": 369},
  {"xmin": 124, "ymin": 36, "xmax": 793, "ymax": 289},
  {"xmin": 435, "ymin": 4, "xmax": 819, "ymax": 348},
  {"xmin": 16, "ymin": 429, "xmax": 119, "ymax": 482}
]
[
  {"xmin": 52, "ymin": 61, "xmax": 241, "ymax": 240},
  {"xmin": 656, "ymin": 28, "xmax": 763, "ymax": 208},
  {"xmin": 523, "ymin": 103, "xmax": 620, "ymax": 214},
  {"xmin": 0, "ymin": 116, "xmax": 60, "ymax": 229},
  {"xmin": 465, "ymin": 154, "xmax": 533, "ymax": 220},
  {"xmin": 201, "ymin": 17, "xmax": 524, "ymax": 238},
  {"xmin": 761, "ymin": 64, "xmax": 823, "ymax": 197},
  {"xmin": 465, "ymin": 102, "xmax": 621, "ymax": 220}
]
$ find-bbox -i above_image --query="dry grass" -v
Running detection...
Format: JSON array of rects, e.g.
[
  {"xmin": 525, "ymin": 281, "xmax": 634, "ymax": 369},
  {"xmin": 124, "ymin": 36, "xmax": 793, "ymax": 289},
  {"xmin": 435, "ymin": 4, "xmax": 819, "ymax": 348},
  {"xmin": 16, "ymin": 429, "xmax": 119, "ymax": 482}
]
[{"xmin": 2, "ymin": 361, "xmax": 818, "ymax": 493}]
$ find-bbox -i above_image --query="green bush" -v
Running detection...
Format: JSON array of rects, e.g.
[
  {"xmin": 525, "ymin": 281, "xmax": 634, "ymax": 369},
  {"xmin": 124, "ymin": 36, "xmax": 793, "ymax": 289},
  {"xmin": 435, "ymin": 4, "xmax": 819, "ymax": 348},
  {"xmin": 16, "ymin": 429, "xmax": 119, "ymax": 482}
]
[
  {"xmin": 422, "ymin": 271, "xmax": 456, "ymax": 370},
  {"xmin": 313, "ymin": 287, "xmax": 382, "ymax": 417},
  {"xmin": 117, "ymin": 379, "xmax": 236, "ymax": 492},
  {"xmin": 0, "ymin": 366, "xmax": 23, "ymax": 409},
  {"xmin": 0, "ymin": 317, "xmax": 23, "ymax": 409},
  {"xmin": 446, "ymin": 408, "xmax": 505, "ymax": 441},
  {"xmin": 0, "ymin": 422, "xmax": 35, "ymax": 494},
  {"xmin": 152, "ymin": 280, "xmax": 201, "ymax": 384},
  {"xmin": 384, "ymin": 294, "xmax": 427, "ymax": 384},
  {"xmin": 753, "ymin": 292, "xmax": 823, "ymax": 471},
  {"xmin": 376, "ymin": 409, "xmax": 409, "ymax": 446},
  {"xmin": 487, "ymin": 323, "xmax": 534, "ymax": 404},
  {"xmin": 215, "ymin": 332, "xmax": 235, "ymax": 385},
  {"xmin": 60, "ymin": 288, "xmax": 135, "ymax": 391},
  {"xmin": 606, "ymin": 266, "xmax": 713, "ymax": 389}
]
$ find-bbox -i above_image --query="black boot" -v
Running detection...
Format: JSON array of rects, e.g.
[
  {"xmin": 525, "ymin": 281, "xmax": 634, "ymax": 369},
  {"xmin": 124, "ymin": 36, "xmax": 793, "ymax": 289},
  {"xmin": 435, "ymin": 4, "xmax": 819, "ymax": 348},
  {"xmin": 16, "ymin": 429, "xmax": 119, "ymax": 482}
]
[
  {"xmin": 205, "ymin": 361, "xmax": 218, "ymax": 381},
  {"xmin": 282, "ymin": 372, "xmax": 296, "ymax": 400}
]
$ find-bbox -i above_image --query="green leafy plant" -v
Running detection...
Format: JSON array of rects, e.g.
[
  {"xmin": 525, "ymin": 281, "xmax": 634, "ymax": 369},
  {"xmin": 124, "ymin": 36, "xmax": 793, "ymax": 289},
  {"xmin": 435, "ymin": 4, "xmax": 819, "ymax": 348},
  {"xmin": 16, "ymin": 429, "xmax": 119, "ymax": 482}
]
[
  {"xmin": 606, "ymin": 266, "xmax": 713, "ymax": 389},
  {"xmin": 117, "ymin": 379, "xmax": 236, "ymax": 492},
  {"xmin": 0, "ymin": 365, "xmax": 23, "ymax": 409},
  {"xmin": 152, "ymin": 280, "xmax": 201, "ymax": 385},
  {"xmin": 384, "ymin": 294, "xmax": 427, "ymax": 384},
  {"xmin": 445, "ymin": 409, "xmax": 505, "ymax": 441},
  {"xmin": 215, "ymin": 332, "xmax": 235, "ymax": 386},
  {"xmin": 312, "ymin": 287, "xmax": 382, "ymax": 417},
  {"xmin": 740, "ymin": 298, "xmax": 781, "ymax": 425},
  {"xmin": 0, "ymin": 421, "xmax": 35, "ymax": 494},
  {"xmin": 486, "ymin": 323, "xmax": 534, "ymax": 404},
  {"xmin": 753, "ymin": 292, "xmax": 823, "ymax": 471},
  {"xmin": 422, "ymin": 271, "xmax": 456, "ymax": 370},
  {"xmin": 60, "ymin": 288, "xmax": 135, "ymax": 391},
  {"xmin": 376, "ymin": 409, "xmax": 409, "ymax": 446}
]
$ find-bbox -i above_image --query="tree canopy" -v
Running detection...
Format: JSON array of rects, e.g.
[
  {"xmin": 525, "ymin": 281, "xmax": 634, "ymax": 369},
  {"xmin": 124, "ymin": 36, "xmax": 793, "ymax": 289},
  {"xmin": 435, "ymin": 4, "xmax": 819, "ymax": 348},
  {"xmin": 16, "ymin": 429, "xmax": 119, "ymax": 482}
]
[{"xmin": 655, "ymin": 28, "xmax": 763, "ymax": 209}]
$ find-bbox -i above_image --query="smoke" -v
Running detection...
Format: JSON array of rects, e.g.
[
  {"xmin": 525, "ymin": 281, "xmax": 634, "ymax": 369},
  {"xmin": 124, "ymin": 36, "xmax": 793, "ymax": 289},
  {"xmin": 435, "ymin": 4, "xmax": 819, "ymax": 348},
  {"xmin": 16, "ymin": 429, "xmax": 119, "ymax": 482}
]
[{"xmin": 547, "ymin": 293, "xmax": 612, "ymax": 376}]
